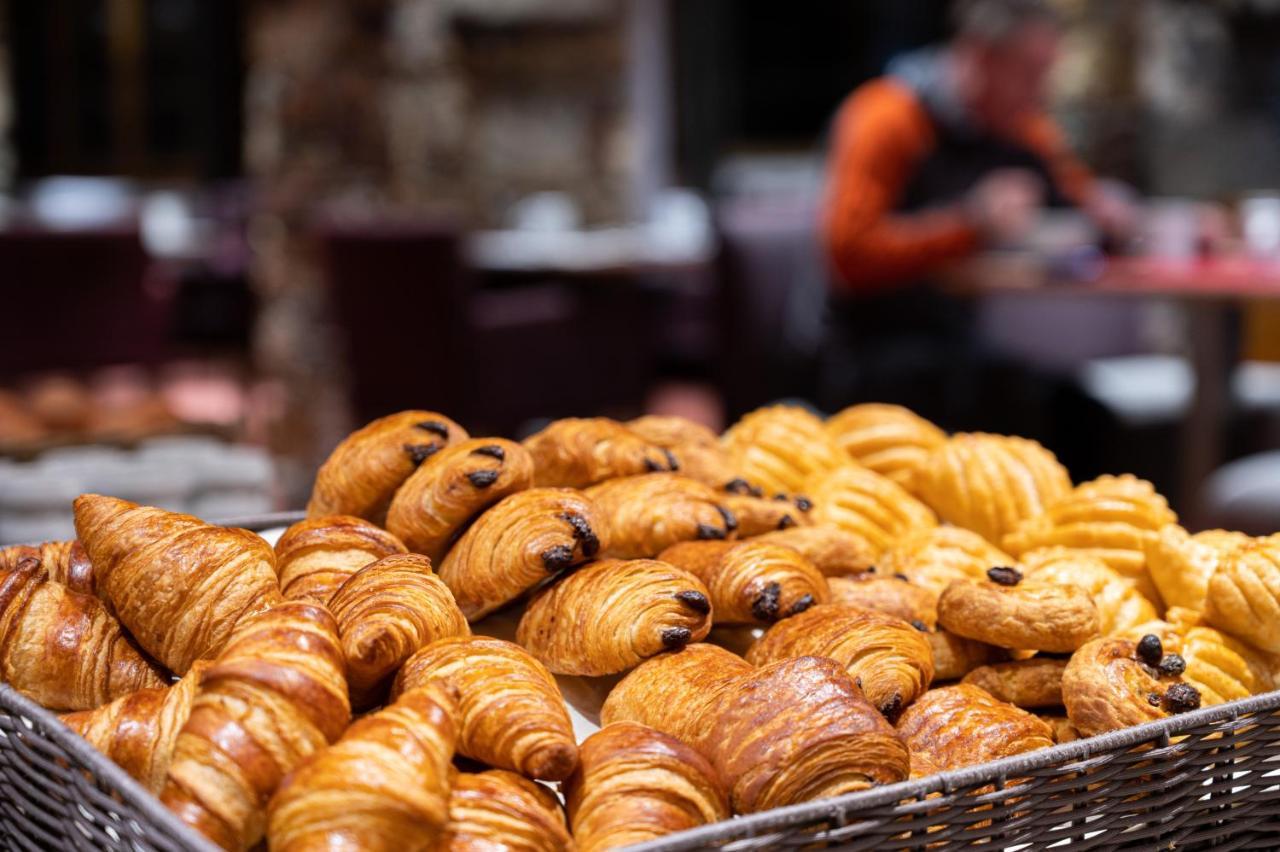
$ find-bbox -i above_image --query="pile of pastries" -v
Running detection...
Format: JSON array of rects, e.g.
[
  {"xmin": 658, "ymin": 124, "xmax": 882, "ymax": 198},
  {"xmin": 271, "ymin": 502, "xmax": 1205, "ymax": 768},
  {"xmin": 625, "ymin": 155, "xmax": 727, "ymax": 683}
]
[{"xmin": 1, "ymin": 403, "xmax": 1278, "ymax": 851}]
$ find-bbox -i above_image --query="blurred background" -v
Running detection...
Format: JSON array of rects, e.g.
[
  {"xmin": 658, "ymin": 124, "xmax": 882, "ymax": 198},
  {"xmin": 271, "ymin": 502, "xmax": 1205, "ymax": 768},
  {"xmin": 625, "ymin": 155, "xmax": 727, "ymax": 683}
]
[{"xmin": 3, "ymin": 0, "xmax": 1280, "ymax": 542}]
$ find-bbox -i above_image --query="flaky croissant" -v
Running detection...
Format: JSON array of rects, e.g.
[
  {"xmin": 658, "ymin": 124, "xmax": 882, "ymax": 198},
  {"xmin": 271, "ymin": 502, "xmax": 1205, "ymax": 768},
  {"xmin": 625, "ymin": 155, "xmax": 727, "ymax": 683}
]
[
  {"xmin": 628, "ymin": 414, "xmax": 739, "ymax": 488},
  {"xmin": 880, "ymin": 525, "xmax": 1016, "ymax": 597},
  {"xmin": 746, "ymin": 603, "xmax": 934, "ymax": 718},
  {"xmin": 438, "ymin": 488, "xmax": 605, "ymax": 620},
  {"xmin": 752, "ymin": 524, "xmax": 877, "ymax": 576},
  {"xmin": 913, "ymin": 433, "xmax": 1071, "ymax": 544},
  {"xmin": 267, "ymin": 682, "xmax": 457, "ymax": 852},
  {"xmin": 565, "ymin": 722, "xmax": 728, "ymax": 852},
  {"xmin": 824, "ymin": 403, "xmax": 946, "ymax": 489},
  {"xmin": 721, "ymin": 404, "xmax": 847, "ymax": 495},
  {"xmin": 1021, "ymin": 548, "xmax": 1157, "ymax": 636},
  {"xmin": 274, "ymin": 514, "xmax": 408, "ymax": 605},
  {"xmin": 1176, "ymin": 620, "xmax": 1278, "ymax": 705},
  {"xmin": 1063, "ymin": 635, "xmax": 1202, "ymax": 737},
  {"xmin": 937, "ymin": 572, "xmax": 1099, "ymax": 653},
  {"xmin": 896, "ymin": 684, "xmax": 1055, "ymax": 771},
  {"xmin": 307, "ymin": 410, "xmax": 469, "ymax": 524},
  {"xmin": 961, "ymin": 657, "xmax": 1068, "ymax": 709},
  {"xmin": 392, "ymin": 636, "xmax": 578, "ymax": 781},
  {"xmin": 0, "ymin": 559, "xmax": 166, "ymax": 711},
  {"xmin": 442, "ymin": 769, "xmax": 573, "ymax": 852},
  {"xmin": 1203, "ymin": 536, "xmax": 1280, "ymax": 654},
  {"xmin": 523, "ymin": 417, "xmax": 675, "ymax": 488},
  {"xmin": 585, "ymin": 473, "xmax": 736, "ymax": 558},
  {"xmin": 327, "ymin": 553, "xmax": 470, "ymax": 709},
  {"xmin": 657, "ymin": 540, "xmax": 828, "ymax": 625},
  {"xmin": 1146, "ymin": 525, "xmax": 1249, "ymax": 613},
  {"xmin": 161, "ymin": 601, "xmax": 351, "ymax": 851},
  {"xmin": 803, "ymin": 464, "xmax": 937, "ymax": 554},
  {"xmin": 386, "ymin": 437, "xmax": 535, "ymax": 563},
  {"xmin": 74, "ymin": 494, "xmax": 281, "ymax": 674},
  {"xmin": 827, "ymin": 575, "xmax": 937, "ymax": 627},
  {"xmin": 0, "ymin": 539, "xmax": 95, "ymax": 596}
]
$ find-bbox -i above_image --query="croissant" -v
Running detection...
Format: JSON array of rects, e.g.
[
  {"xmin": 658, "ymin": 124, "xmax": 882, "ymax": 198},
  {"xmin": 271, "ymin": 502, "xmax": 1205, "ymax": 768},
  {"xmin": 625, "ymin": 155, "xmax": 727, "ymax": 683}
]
[
  {"xmin": 442, "ymin": 769, "xmax": 573, "ymax": 852},
  {"xmin": 0, "ymin": 539, "xmax": 95, "ymax": 596},
  {"xmin": 1203, "ymin": 536, "xmax": 1280, "ymax": 654},
  {"xmin": 0, "ymin": 559, "xmax": 166, "ymax": 711},
  {"xmin": 657, "ymin": 540, "xmax": 828, "ymax": 625},
  {"xmin": 522, "ymin": 417, "xmax": 675, "ymax": 488},
  {"xmin": 161, "ymin": 601, "xmax": 351, "ymax": 851},
  {"xmin": 927, "ymin": 628, "xmax": 1003, "ymax": 681},
  {"xmin": 565, "ymin": 722, "xmax": 729, "ymax": 852},
  {"xmin": 720, "ymin": 405, "xmax": 847, "ymax": 495},
  {"xmin": 803, "ymin": 464, "xmax": 937, "ymax": 554},
  {"xmin": 1021, "ymin": 548, "xmax": 1157, "ymax": 636},
  {"xmin": 438, "ymin": 488, "xmax": 605, "ymax": 620},
  {"xmin": 824, "ymin": 403, "xmax": 946, "ymax": 488},
  {"xmin": 267, "ymin": 682, "xmax": 457, "ymax": 852},
  {"xmin": 937, "ymin": 571, "xmax": 1099, "ymax": 653},
  {"xmin": 961, "ymin": 657, "xmax": 1068, "ymax": 709},
  {"xmin": 1146, "ymin": 525, "xmax": 1249, "ymax": 613},
  {"xmin": 746, "ymin": 604, "xmax": 934, "ymax": 717},
  {"xmin": 628, "ymin": 414, "xmax": 739, "ymax": 488},
  {"xmin": 274, "ymin": 514, "xmax": 408, "ymax": 605},
  {"xmin": 74, "ymin": 494, "xmax": 281, "ymax": 674},
  {"xmin": 1062, "ymin": 635, "xmax": 1203, "ymax": 737},
  {"xmin": 1177, "ymin": 621, "xmax": 1278, "ymax": 705},
  {"xmin": 386, "ymin": 437, "xmax": 535, "ymax": 563},
  {"xmin": 913, "ymin": 433, "xmax": 1071, "ymax": 544},
  {"xmin": 307, "ymin": 410, "xmax": 469, "ymax": 524},
  {"xmin": 62, "ymin": 662, "xmax": 208, "ymax": 793},
  {"xmin": 751, "ymin": 524, "xmax": 877, "ymax": 576},
  {"xmin": 327, "ymin": 553, "xmax": 470, "ymax": 709},
  {"xmin": 721, "ymin": 491, "xmax": 808, "ymax": 537},
  {"xmin": 584, "ymin": 473, "xmax": 736, "ymax": 558},
  {"xmin": 827, "ymin": 575, "xmax": 937, "ymax": 627},
  {"xmin": 392, "ymin": 636, "xmax": 578, "ymax": 781},
  {"xmin": 880, "ymin": 525, "xmax": 1016, "ymax": 597},
  {"xmin": 896, "ymin": 684, "xmax": 1055, "ymax": 771}
]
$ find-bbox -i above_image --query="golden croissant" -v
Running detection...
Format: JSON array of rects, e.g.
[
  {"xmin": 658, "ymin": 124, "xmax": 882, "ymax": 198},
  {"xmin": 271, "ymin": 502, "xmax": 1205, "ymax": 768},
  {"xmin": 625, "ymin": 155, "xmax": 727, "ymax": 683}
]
[
  {"xmin": 720, "ymin": 404, "xmax": 847, "ymax": 495},
  {"xmin": 824, "ymin": 403, "xmax": 946, "ymax": 488},
  {"xmin": 565, "ymin": 722, "xmax": 729, "ymax": 852},
  {"xmin": 308, "ymin": 410, "xmax": 469, "ymax": 524},
  {"xmin": 585, "ymin": 473, "xmax": 736, "ymax": 558},
  {"xmin": 961, "ymin": 657, "xmax": 1068, "ymax": 709},
  {"xmin": 1063, "ymin": 634, "xmax": 1202, "ymax": 737},
  {"xmin": 1021, "ymin": 548, "xmax": 1157, "ymax": 636},
  {"xmin": 161, "ymin": 601, "xmax": 351, "ymax": 851},
  {"xmin": 0, "ymin": 539, "xmax": 95, "ymax": 596},
  {"xmin": 522, "ymin": 417, "xmax": 675, "ymax": 488},
  {"xmin": 438, "ymin": 488, "xmax": 606, "ymax": 620},
  {"xmin": 657, "ymin": 539, "xmax": 828, "ymax": 625},
  {"xmin": 327, "ymin": 552, "xmax": 470, "ymax": 709},
  {"xmin": 803, "ymin": 464, "xmax": 937, "ymax": 554},
  {"xmin": 0, "ymin": 559, "xmax": 165, "ymax": 711},
  {"xmin": 937, "ymin": 571, "xmax": 1099, "ymax": 653},
  {"xmin": 517, "ymin": 558, "xmax": 713, "ymax": 675},
  {"xmin": 1147, "ymin": 525, "xmax": 1249, "ymax": 613},
  {"xmin": 880, "ymin": 525, "xmax": 1016, "ymax": 597},
  {"xmin": 896, "ymin": 684, "xmax": 1055, "ymax": 771},
  {"xmin": 392, "ymin": 635, "xmax": 578, "ymax": 781},
  {"xmin": 751, "ymin": 524, "xmax": 877, "ymax": 577},
  {"xmin": 1203, "ymin": 536, "xmax": 1280, "ymax": 654},
  {"xmin": 274, "ymin": 514, "xmax": 407, "ymax": 605},
  {"xmin": 74, "ymin": 494, "xmax": 281, "ymax": 674},
  {"xmin": 441, "ymin": 769, "xmax": 574, "ymax": 852},
  {"xmin": 386, "ymin": 437, "xmax": 535, "ymax": 563},
  {"xmin": 628, "ymin": 414, "xmax": 739, "ymax": 488},
  {"xmin": 827, "ymin": 575, "xmax": 937, "ymax": 627}
]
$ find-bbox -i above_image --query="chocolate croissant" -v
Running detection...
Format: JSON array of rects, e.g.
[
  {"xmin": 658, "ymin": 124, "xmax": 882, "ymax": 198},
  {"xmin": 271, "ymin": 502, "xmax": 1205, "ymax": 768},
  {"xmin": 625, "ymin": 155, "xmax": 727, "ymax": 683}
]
[
  {"xmin": 804, "ymin": 464, "xmax": 937, "ymax": 554},
  {"xmin": 392, "ymin": 636, "xmax": 578, "ymax": 781},
  {"xmin": 441, "ymin": 769, "xmax": 573, "ymax": 852},
  {"xmin": 1021, "ymin": 548, "xmax": 1157, "ymax": 636},
  {"xmin": 386, "ymin": 437, "xmax": 535, "ymax": 563},
  {"xmin": 880, "ymin": 525, "xmax": 1016, "ymax": 597},
  {"xmin": 961, "ymin": 657, "xmax": 1068, "ymax": 709},
  {"xmin": 827, "ymin": 575, "xmax": 938, "ymax": 627},
  {"xmin": 274, "ymin": 514, "xmax": 408, "ymax": 605},
  {"xmin": 937, "ymin": 570, "xmax": 1099, "ymax": 653},
  {"xmin": 1063, "ymin": 635, "xmax": 1203, "ymax": 737},
  {"xmin": 0, "ymin": 559, "xmax": 166, "ymax": 711},
  {"xmin": 746, "ymin": 603, "xmax": 934, "ymax": 717},
  {"xmin": 307, "ymin": 410, "xmax": 469, "ymax": 524},
  {"xmin": 720, "ymin": 490, "xmax": 808, "ymax": 537},
  {"xmin": 267, "ymin": 683, "xmax": 457, "ymax": 852},
  {"xmin": 824, "ymin": 403, "xmax": 946, "ymax": 489},
  {"xmin": 327, "ymin": 553, "xmax": 470, "ymax": 709},
  {"xmin": 751, "ymin": 524, "xmax": 877, "ymax": 577},
  {"xmin": 720, "ymin": 404, "xmax": 847, "ymax": 495},
  {"xmin": 74, "ymin": 494, "xmax": 281, "ymax": 674},
  {"xmin": 522, "ymin": 417, "xmax": 675, "ymax": 488},
  {"xmin": 437, "ymin": 488, "xmax": 605, "ymax": 620},
  {"xmin": 628, "ymin": 414, "xmax": 739, "ymax": 488},
  {"xmin": 896, "ymin": 684, "xmax": 1055, "ymax": 771},
  {"xmin": 0, "ymin": 539, "xmax": 95, "ymax": 596},
  {"xmin": 585, "ymin": 473, "xmax": 736, "ymax": 558},
  {"xmin": 657, "ymin": 540, "xmax": 828, "ymax": 625},
  {"xmin": 565, "ymin": 722, "xmax": 729, "ymax": 852},
  {"xmin": 1146, "ymin": 525, "xmax": 1249, "ymax": 613},
  {"xmin": 517, "ymin": 558, "xmax": 713, "ymax": 675},
  {"xmin": 161, "ymin": 601, "xmax": 351, "ymax": 851},
  {"xmin": 1204, "ymin": 536, "xmax": 1280, "ymax": 654}
]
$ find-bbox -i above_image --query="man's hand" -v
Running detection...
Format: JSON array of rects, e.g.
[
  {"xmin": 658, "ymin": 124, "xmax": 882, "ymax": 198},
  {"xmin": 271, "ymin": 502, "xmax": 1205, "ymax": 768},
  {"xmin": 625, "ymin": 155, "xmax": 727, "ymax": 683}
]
[{"xmin": 966, "ymin": 168, "xmax": 1045, "ymax": 246}]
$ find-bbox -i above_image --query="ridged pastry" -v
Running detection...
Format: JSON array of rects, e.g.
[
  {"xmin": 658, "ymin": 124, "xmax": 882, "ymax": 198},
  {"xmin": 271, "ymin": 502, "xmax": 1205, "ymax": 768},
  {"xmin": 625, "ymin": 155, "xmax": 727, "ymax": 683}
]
[
  {"xmin": 824, "ymin": 403, "xmax": 946, "ymax": 488},
  {"xmin": 720, "ymin": 405, "xmax": 847, "ymax": 495},
  {"xmin": 392, "ymin": 636, "xmax": 578, "ymax": 781},
  {"xmin": 1063, "ymin": 635, "xmax": 1203, "ymax": 737},
  {"xmin": 827, "ymin": 575, "xmax": 937, "ymax": 627},
  {"xmin": 0, "ymin": 539, "xmax": 95, "ymax": 596},
  {"xmin": 913, "ymin": 433, "xmax": 1071, "ymax": 544},
  {"xmin": 961, "ymin": 658, "xmax": 1068, "ymax": 709},
  {"xmin": 267, "ymin": 683, "xmax": 457, "ymax": 852},
  {"xmin": 897, "ymin": 684, "xmax": 1054, "ymax": 771},
  {"xmin": 1147, "ymin": 525, "xmax": 1249, "ymax": 613},
  {"xmin": 438, "ymin": 488, "xmax": 605, "ymax": 620},
  {"xmin": 1177, "ymin": 621, "xmax": 1278, "ymax": 705},
  {"xmin": 721, "ymin": 490, "xmax": 808, "ymax": 537},
  {"xmin": 937, "ymin": 573, "xmax": 1098, "ymax": 653},
  {"xmin": 75, "ymin": 494, "xmax": 282, "ymax": 674},
  {"xmin": 746, "ymin": 604, "xmax": 934, "ymax": 717},
  {"xmin": 386, "ymin": 438, "xmax": 535, "ymax": 563},
  {"xmin": 308, "ymin": 410, "xmax": 469, "ymax": 524},
  {"xmin": 327, "ymin": 553, "xmax": 470, "ymax": 709},
  {"xmin": 628, "ymin": 414, "xmax": 739, "ymax": 488},
  {"xmin": 657, "ymin": 540, "xmax": 828, "ymax": 625},
  {"xmin": 751, "ymin": 525, "xmax": 877, "ymax": 576},
  {"xmin": 565, "ymin": 722, "xmax": 728, "ymax": 852},
  {"xmin": 517, "ymin": 558, "xmax": 713, "ymax": 675},
  {"xmin": 274, "ymin": 515, "xmax": 408, "ymax": 605},
  {"xmin": 585, "ymin": 474, "xmax": 736, "ymax": 558},
  {"xmin": 880, "ymin": 525, "xmax": 1016, "ymax": 597},
  {"xmin": 1203, "ymin": 536, "xmax": 1280, "ymax": 654},
  {"xmin": 804, "ymin": 464, "xmax": 937, "ymax": 554},
  {"xmin": 523, "ymin": 417, "xmax": 675, "ymax": 488},
  {"xmin": 161, "ymin": 602, "xmax": 350, "ymax": 851},
  {"xmin": 927, "ymin": 629, "xmax": 1003, "ymax": 681},
  {"xmin": 442, "ymin": 769, "xmax": 573, "ymax": 852},
  {"xmin": 1021, "ymin": 548, "xmax": 1157, "ymax": 636}
]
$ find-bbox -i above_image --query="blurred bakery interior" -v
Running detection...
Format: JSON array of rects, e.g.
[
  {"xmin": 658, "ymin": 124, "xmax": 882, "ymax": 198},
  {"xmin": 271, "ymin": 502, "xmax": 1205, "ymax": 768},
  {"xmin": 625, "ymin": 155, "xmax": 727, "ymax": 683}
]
[{"xmin": 3, "ymin": 0, "xmax": 1280, "ymax": 541}]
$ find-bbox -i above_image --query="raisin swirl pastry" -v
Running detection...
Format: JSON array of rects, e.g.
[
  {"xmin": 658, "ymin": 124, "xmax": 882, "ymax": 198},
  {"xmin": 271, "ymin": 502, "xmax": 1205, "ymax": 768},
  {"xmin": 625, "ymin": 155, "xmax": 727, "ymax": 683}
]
[
  {"xmin": 880, "ymin": 525, "xmax": 1016, "ymax": 597},
  {"xmin": 937, "ymin": 568, "xmax": 1099, "ymax": 653},
  {"xmin": 386, "ymin": 438, "xmax": 535, "ymax": 563},
  {"xmin": 721, "ymin": 404, "xmax": 847, "ymax": 495},
  {"xmin": 441, "ymin": 770, "xmax": 573, "ymax": 852},
  {"xmin": 961, "ymin": 657, "xmax": 1068, "ymax": 709},
  {"xmin": 517, "ymin": 559, "xmax": 713, "ymax": 676},
  {"xmin": 746, "ymin": 604, "xmax": 934, "ymax": 718},
  {"xmin": 628, "ymin": 414, "xmax": 740, "ymax": 488},
  {"xmin": 1146, "ymin": 525, "xmax": 1249, "ymax": 613},
  {"xmin": 274, "ymin": 514, "xmax": 407, "ymax": 605},
  {"xmin": 307, "ymin": 410, "xmax": 469, "ymax": 524},
  {"xmin": 804, "ymin": 464, "xmax": 937, "ymax": 554},
  {"xmin": 1063, "ymin": 634, "xmax": 1203, "ymax": 737},
  {"xmin": 657, "ymin": 540, "xmax": 828, "ymax": 625},
  {"xmin": 438, "ymin": 488, "xmax": 605, "ymax": 620},
  {"xmin": 585, "ymin": 473, "xmax": 736, "ymax": 558},
  {"xmin": 0, "ymin": 539, "xmax": 95, "ymax": 595},
  {"xmin": 897, "ymin": 684, "xmax": 1055, "ymax": 771},
  {"xmin": 1204, "ymin": 535, "xmax": 1280, "ymax": 654},
  {"xmin": 1021, "ymin": 548, "xmax": 1157, "ymax": 636},
  {"xmin": 824, "ymin": 403, "xmax": 946, "ymax": 489},
  {"xmin": 752, "ymin": 524, "xmax": 877, "ymax": 576},
  {"xmin": 522, "ymin": 417, "xmax": 675, "ymax": 488}
]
